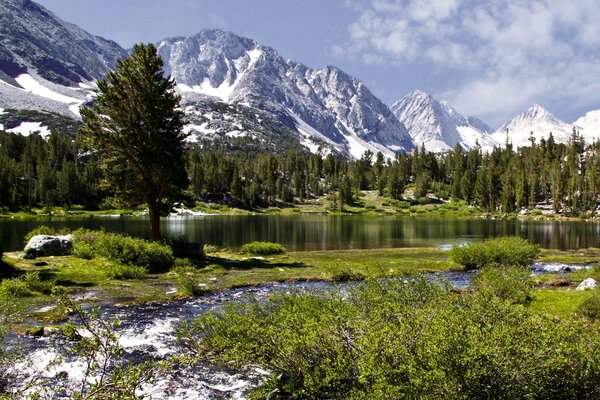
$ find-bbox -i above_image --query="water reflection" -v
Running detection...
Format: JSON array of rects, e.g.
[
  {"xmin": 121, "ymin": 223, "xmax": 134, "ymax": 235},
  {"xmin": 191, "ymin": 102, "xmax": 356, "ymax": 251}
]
[{"xmin": 2, "ymin": 215, "xmax": 600, "ymax": 251}]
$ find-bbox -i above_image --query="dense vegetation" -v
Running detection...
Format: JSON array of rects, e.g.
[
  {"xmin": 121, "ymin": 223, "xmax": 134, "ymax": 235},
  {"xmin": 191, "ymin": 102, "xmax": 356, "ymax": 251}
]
[
  {"xmin": 1, "ymin": 126, "xmax": 599, "ymax": 216},
  {"xmin": 179, "ymin": 275, "xmax": 600, "ymax": 399},
  {"xmin": 449, "ymin": 236, "xmax": 540, "ymax": 270}
]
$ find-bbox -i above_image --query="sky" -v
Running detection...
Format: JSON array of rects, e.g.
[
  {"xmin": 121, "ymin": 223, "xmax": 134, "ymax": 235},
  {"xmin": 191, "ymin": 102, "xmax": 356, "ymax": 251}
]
[{"xmin": 35, "ymin": 0, "xmax": 600, "ymax": 128}]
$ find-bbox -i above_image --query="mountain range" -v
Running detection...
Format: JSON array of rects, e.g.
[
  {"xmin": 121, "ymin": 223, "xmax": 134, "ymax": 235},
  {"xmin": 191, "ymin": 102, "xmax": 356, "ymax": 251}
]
[{"xmin": 1, "ymin": 0, "xmax": 600, "ymax": 157}]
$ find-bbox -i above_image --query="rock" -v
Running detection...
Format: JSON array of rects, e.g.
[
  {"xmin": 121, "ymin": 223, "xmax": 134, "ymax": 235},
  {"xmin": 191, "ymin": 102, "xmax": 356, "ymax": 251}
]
[
  {"xmin": 576, "ymin": 278, "xmax": 597, "ymax": 291},
  {"xmin": 24, "ymin": 234, "xmax": 72, "ymax": 258}
]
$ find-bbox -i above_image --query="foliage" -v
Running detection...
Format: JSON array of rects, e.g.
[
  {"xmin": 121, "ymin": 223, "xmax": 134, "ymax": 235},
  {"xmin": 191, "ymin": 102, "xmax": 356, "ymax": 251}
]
[
  {"xmin": 105, "ymin": 264, "xmax": 147, "ymax": 280},
  {"xmin": 23, "ymin": 225, "xmax": 70, "ymax": 244},
  {"xmin": 578, "ymin": 290, "xmax": 600, "ymax": 320},
  {"xmin": 173, "ymin": 259, "xmax": 206, "ymax": 296},
  {"xmin": 79, "ymin": 43, "xmax": 188, "ymax": 240},
  {"xmin": 0, "ymin": 271, "xmax": 53, "ymax": 298},
  {"xmin": 203, "ymin": 244, "xmax": 219, "ymax": 254},
  {"xmin": 450, "ymin": 236, "xmax": 540, "ymax": 270},
  {"xmin": 72, "ymin": 241, "xmax": 95, "ymax": 259},
  {"xmin": 59, "ymin": 297, "xmax": 167, "ymax": 399},
  {"xmin": 179, "ymin": 276, "xmax": 600, "ymax": 399},
  {"xmin": 240, "ymin": 241, "xmax": 286, "ymax": 256},
  {"xmin": 471, "ymin": 265, "xmax": 532, "ymax": 304},
  {"xmin": 73, "ymin": 230, "xmax": 174, "ymax": 273}
]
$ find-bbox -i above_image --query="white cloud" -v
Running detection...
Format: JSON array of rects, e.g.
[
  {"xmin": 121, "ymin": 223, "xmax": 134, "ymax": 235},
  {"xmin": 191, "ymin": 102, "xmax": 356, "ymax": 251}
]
[{"xmin": 338, "ymin": 0, "xmax": 600, "ymax": 126}]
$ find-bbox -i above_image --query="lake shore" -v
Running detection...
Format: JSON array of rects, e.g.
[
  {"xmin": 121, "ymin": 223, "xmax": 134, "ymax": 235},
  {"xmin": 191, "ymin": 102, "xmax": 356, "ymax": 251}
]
[
  {"xmin": 3, "ymin": 245, "xmax": 599, "ymax": 332},
  {"xmin": 2, "ymin": 190, "xmax": 599, "ymax": 221}
]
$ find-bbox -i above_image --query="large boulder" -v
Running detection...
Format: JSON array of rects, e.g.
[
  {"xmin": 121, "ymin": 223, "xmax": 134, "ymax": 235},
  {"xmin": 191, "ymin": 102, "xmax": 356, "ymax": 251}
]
[
  {"xmin": 576, "ymin": 278, "xmax": 597, "ymax": 291},
  {"xmin": 24, "ymin": 234, "xmax": 73, "ymax": 258}
]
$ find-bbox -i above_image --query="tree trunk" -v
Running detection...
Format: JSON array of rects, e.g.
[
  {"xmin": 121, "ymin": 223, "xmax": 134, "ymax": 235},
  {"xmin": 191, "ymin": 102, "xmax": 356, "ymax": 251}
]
[{"xmin": 147, "ymin": 197, "xmax": 162, "ymax": 241}]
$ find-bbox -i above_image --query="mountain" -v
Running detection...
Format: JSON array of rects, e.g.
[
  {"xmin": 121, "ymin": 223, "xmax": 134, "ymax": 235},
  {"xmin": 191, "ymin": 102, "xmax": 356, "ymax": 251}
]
[
  {"xmin": 574, "ymin": 110, "xmax": 600, "ymax": 143},
  {"xmin": 0, "ymin": 0, "xmax": 127, "ymax": 119},
  {"xmin": 492, "ymin": 104, "xmax": 573, "ymax": 147},
  {"xmin": 391, "ymin": 90, "xmax": 494, "ymax": 152},
  {"xmin": 157, "ymin": 30, "xmax": 414, "ymax": 158}
]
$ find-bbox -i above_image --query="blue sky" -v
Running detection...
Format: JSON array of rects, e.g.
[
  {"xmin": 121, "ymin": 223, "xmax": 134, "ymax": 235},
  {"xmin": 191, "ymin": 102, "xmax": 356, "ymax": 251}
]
[{"xmin": 36, "ymin": 0, "xmax": 600, "ymax": 128}]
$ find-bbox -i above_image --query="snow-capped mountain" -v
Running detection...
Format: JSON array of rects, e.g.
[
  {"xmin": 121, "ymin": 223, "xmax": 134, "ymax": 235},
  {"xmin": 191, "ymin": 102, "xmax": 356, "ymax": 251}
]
[
  {"xmin": 0, "ymin": 0, "xmax": 127, "ymax": 118},
  {"xmin": 157, "ymin": 30, "xmax": 414, "ymax": 158},
  {"xmin": 492, "ymin": 104, "xmax": 574, "ymax": 147},
  {"xmin": 391, "ymin": 90, "xmax": 495, "ymax": 152},
  {"xmin": 574, "ymin": 110, "xmax": 600, "ymax": 144}
]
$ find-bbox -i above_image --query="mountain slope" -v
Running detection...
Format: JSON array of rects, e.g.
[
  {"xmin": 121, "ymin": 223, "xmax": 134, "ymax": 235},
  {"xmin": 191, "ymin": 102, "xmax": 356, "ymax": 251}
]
[
  {"xmin": 574, "ymin": 110, "xmax": 600, "ymax": 143},
  {"xmin": 391, "ymin": 90, "xmax": 494, "ymax": 152},
  {"xmin": 157, "ymin": 30, "xmax": 414, "ymax": 158},
  {"xmin": 492, "ymin": 104, "xmax": 573, "ymax": 147},
  {"xmin": 0, "ymin": 0, "xmax": 125, "ymax": 86},
  {"xmin": 0, "ymin": 0, "xmax": 128, "ymax": 119}
]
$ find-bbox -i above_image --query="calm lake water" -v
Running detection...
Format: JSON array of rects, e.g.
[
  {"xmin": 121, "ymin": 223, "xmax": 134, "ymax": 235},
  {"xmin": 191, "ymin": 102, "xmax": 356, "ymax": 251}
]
[{"xmin": 2, "ymin": 214, "xmax": 600, "ymax": 252}]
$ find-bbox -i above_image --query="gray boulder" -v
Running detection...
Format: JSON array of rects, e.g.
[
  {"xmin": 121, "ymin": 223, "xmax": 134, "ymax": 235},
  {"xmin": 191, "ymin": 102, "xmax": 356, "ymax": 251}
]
[
  {"xmin": 24, "ymin": 234, "xmax": 73, "ymax": 258},
  {"xmin": 576, "ymin": 278, "xmax": 597, "ymax": 291}
]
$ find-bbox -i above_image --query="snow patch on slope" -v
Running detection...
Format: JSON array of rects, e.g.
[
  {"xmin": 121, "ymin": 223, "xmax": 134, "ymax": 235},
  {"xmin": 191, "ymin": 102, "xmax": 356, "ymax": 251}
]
[
  {"xmin": 7, "ymin": 122, "xmax": 51, "ymax": 139},
  {"xmin": 177, "ymin": 48, "xmax": 262, "ymax": 102},
  {"xmin": 15, "ymin": 74, "xmax": 80, "ymax": 104},
  {"xmin": 574, "ymin": 110, "xmax": 600, "ymax": 143}
]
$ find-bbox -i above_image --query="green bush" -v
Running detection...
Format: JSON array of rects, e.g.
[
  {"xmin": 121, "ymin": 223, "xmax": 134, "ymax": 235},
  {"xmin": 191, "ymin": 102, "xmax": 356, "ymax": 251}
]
[
  {"xmin": 471, "ymin": 266, "xmax": 532, "ymax": 305},
  {"xmin": 0, "ymin": 272, "xmax": 53, "ymax": 298},
  {"xmin": 72, "ymin": 242, "xmax": 95, "ymax": 260},
  {"xmin": 450, "ymin": 236, "xmax": 540, "ymax": 270},
  {"xmin": 579, "ymin": 291, "xmax": 600, "ymax": 320},
  {"xmin": 203, "ymin": 244, "xmax": 219, "ymax": 254},
  {"xmin": 179, "ymin": 277, "xmax": 600, "ymax": 399},
  {"xmin": 72, "ymin": 230, "xmax": 174, "ymax": 273},
  {"xmin": 173, "ymin": 260, "xmax": 206, "ymax": 296},
  {"xmin": 240, "ymin": 241, "xmax": 286, "ymax": 256},
  {"xmin": 105, "ymin": 264, "xmax": 147, "ymax": 280}
]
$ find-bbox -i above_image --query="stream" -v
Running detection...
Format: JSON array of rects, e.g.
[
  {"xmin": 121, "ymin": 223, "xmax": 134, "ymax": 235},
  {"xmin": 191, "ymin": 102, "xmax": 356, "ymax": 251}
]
[{"xmin": 14, "ymin": 262, "xmax": 594, "ymax": 399}]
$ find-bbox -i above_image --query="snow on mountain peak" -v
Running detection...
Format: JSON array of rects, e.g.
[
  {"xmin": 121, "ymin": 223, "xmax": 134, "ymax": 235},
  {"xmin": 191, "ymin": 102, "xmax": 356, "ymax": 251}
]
[
  {"xmin": 574, "ymin": 109, "xmax": 600, "ymax": 143},
  {"xmin": 494, "ymin": 104, "xmax": 573, "ymax": 147},
  {"xmin": 158, "ymin": 29, "xmax": 414, "ymax": 158},
  {"xmin": 391, "ymin": 90, "xmax": 494, "ymax": 152}
]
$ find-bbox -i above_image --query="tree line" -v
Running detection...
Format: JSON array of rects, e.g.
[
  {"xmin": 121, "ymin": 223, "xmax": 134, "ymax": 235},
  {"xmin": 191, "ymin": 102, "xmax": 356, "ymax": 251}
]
[{"xmin": 0, "ymin": 126, "xmax": 598, "ymax": 215}]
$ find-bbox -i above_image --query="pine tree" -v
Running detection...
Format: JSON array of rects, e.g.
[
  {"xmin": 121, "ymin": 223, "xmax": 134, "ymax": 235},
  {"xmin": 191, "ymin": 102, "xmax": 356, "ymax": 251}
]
[{"xmin": 79, "ymin": 43, "xmax": 188, "ymax": 240}]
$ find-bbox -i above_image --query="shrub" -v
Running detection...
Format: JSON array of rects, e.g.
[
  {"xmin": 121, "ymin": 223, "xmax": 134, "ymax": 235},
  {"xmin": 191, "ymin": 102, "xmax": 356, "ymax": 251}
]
[
  {"xmin": 173, "ymin": 260, "xmax": 206, "ymax": 296},
  {"xmin": 72, "ymin": 230, "xmax": 174, "ymax": 273},
  {"xmin": 105, "ymin": 265, "xmax": 147, "ymax": 280},
  {"xmin": 95, "ymin": 234, "xmax": 174, "ymax": 273},
  {"xmin": 579, "ymin": 291, "xmax": 600, "ymax": 320},
  {"xmin": 0, "ymin": 272, "xmax": 53, "ymax": 298},
  {"xmin": 240, "ymin": 241, "xmax": 286, "ymax": 256},
  {"xmin": 179, "ymin": 276, "xmax": 600, "ymax": 399},
  {"xmin": 450, "ymin": 236, "xmax": 539, "ymax": 270},
  {"xmin": 72, "ymin": 242, "xmax": 95, "ymax": 260},
  {"xmin": 471, "ymin": 266, "xmax": 532, "ymax": 305},
  {"xmin": 203, "ymin": 244, "xmax": 219, "ymax": 254}
]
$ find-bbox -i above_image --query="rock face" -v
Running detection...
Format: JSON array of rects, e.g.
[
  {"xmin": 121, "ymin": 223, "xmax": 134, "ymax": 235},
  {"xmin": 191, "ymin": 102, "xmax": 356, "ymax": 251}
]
[
  {"xmin": 157, "ymin": 29, "xmax": 414, "ymax": 158},
  {"xmin": 0, "ymin": 0, "xmax": 126, "ymax": 86},
  {"xmin": 391, "ymin": 90, "xmax": 495, "ymax": 152},
  {"xmin": 576, "ymin": 278, "xmax": 597, "ymax": 291},
  {"xmin": 24, "ymin": 234, "xmax": 72, "ymax": 258}
]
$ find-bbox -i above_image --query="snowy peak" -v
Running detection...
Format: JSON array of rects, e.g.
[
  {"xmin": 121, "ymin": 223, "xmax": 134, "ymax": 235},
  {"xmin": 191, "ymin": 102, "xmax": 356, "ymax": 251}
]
[
  {"xmin": 391, "ymin": 90, "xmax": 494, "ymax": 152},
  {"xmin": 574, "ymin": 109, "xmax": 600, "ymax": 143},
  {"xmin": 157, "ymin": 29, "xmax": 265, "ymax": 101},
  {"xmin": 158, "ymin": 29, "xmax": 414, "ymax": 158},
  {"xmin": 494, "ymin": 104, "xmax": 573, "ymax": 146}
]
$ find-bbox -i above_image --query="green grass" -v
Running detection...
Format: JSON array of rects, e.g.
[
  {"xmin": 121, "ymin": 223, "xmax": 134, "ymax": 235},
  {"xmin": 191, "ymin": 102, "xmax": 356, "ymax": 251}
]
[{"xmin": 530, "ymin": 289, "xmax": 595, "ymax": 318}]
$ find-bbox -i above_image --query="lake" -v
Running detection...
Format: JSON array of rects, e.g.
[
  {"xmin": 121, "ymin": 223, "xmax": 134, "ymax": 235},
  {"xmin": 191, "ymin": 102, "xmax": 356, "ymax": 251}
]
[{"xmin": 2, "ymin": 214, "xmax": 600, "ymax": 252}]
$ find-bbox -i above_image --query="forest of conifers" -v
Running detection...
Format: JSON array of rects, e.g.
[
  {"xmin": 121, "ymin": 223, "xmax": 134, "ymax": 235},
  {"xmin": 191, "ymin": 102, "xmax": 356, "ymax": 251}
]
[{"xmin": 0, "ymin": 128, "xmax": 597, "ymax": 215}]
